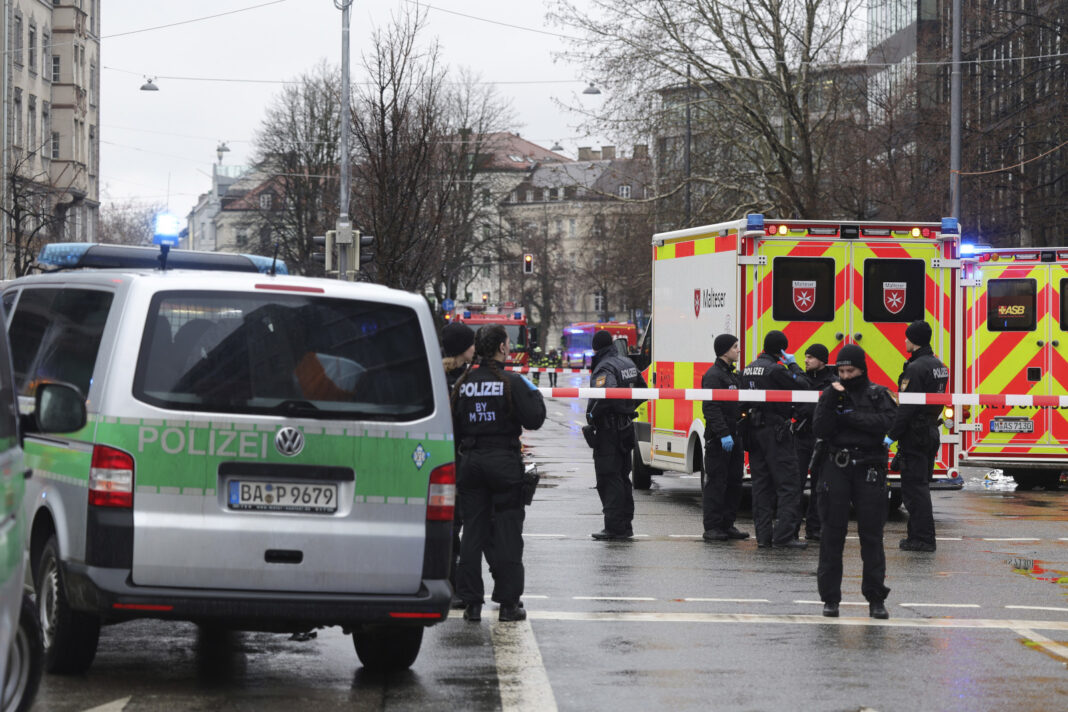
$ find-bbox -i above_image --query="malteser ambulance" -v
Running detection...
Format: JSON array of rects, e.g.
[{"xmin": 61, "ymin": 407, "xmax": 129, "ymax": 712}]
[
  {"xmin": 632, "ymin": 214, "xmax": 966, "ymax": 505},
  {"xmin": 4, "ymin": 244, "xmax": 455, "ymax": 674},
  {"xmin": 959, "ymin": 246, "xmax": 1068, "ymax": 490}
]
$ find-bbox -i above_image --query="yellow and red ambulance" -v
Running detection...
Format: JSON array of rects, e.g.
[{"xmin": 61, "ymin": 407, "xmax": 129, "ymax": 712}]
[
  {"xmin": 631, "ymin": 214, "xmax": 966, "ymax": 502},
  {"xmin": 958, "ymin": 246, "xmax": 1068, "ymax": 489}
]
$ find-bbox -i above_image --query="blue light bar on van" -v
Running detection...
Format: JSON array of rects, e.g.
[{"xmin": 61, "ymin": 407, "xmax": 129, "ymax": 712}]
[
  {"xmin": 37, "ymin": 242, "xmax": 94, "ymax": 267},
  {"xmin": 746, "ymin": 214, "xmax": 764, "ymax": 231},
  {"xmin": 242, "ymin": 254, "xmax": 290, "ymax": 275},
  {"xmin": 463, "ymin": 311, "xmax": 471, "ymax": 318},
  {"xmin": 153, "ymin": 213, "xmax": 183, "ymax": 247},
  {"xmin": 960, "ymin": 242, "xmax": 976, "ymax": 256},
  {"xmin": 513, "ymin": 311, "xmax": 522, "ymax": 320},
  {"xmin": 941, "ymin": 217, "xmax": 959, "ymax": 235}
]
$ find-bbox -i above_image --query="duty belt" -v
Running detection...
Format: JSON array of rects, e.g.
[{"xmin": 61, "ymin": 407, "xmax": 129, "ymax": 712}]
[
  {"xmin": 460, "ymin": 435, "xmax": 521, "ymax": 451},
  {"xmin": 829, "ymin": 446, "xmax": 886, "ymax": 468}
]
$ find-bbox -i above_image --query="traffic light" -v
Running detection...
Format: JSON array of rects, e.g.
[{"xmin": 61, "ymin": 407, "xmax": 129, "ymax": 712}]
[
  {"xmin": 311, "ymin": 231, "xmax": 336, "ymax": 272},
  {"xmin": 523, "ymin": 253, "xmax": 533, "ymax": 274},
  {"xmin": 357, "ymin": 232, "xmax": 374, "ymax": 266}
]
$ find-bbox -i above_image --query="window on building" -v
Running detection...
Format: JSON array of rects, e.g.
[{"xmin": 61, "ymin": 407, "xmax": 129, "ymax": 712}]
[
  {"xmin": 13, "ymin": 13, "xmax": 23, "ymax": 67},
  {"xmin": 88, "ymin": 125, "xmax": 96, "ymax": 174},
  {"xmin": 236, "ymin": 230, "xmax": 248, "ymax": 247},
  {"xmin": 42, "ymin": 30, "xmax": 50, "ymax": 77},
  {"xmin": 525, "ymin": 190, "xmax": 533, "ymax": 202},
  {"xmin": 593, "ymin": 291, "xmax": 605, "ymax": 313},
  {"xmin": 27, "ymin": 96, "xmax": 36, "ymax": 153},
  {"xmin": 564, "ymin": 186, "xmax": 577, "ymax": 199},
  {"xmin": 259, "ymin": 193, "xmax": 273, "ymax": 211},
  {"xmin": 618, "ymin": 184, "xmax": 632, "ymax": 199},
  {"xmin": 481, "ymin": 189, "xmax": 491, "ymax": 205},
  {"xmin": 13, "ymin": 91, "xmax": 22, "ymax": 147},
  {"xmin": 89, "ymin": 63, "xmax": 96, "ymax": 106},
  {"xmin": 52, "ymin": 55, "xmax": 60, "ymax": 82},
  {"xmin": 644, "ymin": 186, "xmax": 653, "ymax": 199},
  {"xmin": 549, "ymin": 188, "xmax": 558, "ymax": 200},
  {"xmin": 568, "ymin": 219, "xmax": 576, "ymax": 238},
  {"xmin": 42, "ymin": 103, "xmax": 51, "ymax": 158},
  {"xmin": 28, "ymin": 22, "xmax": 37, "ymax": 73},
  {"xmin": 51, "ymin": 132, "xmax": 60, "ymax": 160}
]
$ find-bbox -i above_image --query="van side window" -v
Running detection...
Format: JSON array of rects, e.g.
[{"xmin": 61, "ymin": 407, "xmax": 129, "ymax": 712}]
[
  {"xmin": 8, "ymin": 288, "xmax": 114, "ymax": 396},
  {"xmin": 862, "ymin": 258, "xmax": 925, "ymax": 322},
  {"xmin": 987, "ymin": 278, "xmax": 1036, "ymax": 332},
  {"xmin": 771, "ymin": 257, "xmax": 835, "ymax": 322},
  {"xmin": 1, "ymin": 291, "xmax": 16, "ymax": 325}
]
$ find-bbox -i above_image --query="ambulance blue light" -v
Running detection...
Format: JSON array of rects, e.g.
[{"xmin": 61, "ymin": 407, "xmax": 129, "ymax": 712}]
[
  {"xmin": 242, "ymin": 254, "xmax": 289, "ymax": 275},
  {"xmin": 514, "ymin": 311, "xmax": 522, "ymax": 320},
  {"xmin": 746, "ymin": 214, "xmax": 764, "ymax": 231},
  {"xmin": 941, "ymin": 217, "xmax": 959, "ymax": 235},
  {"xmin": 960, "ymin": 242, "xmax": 976, "ymax": 256},
  {"xmin": 463, "ymin": 311, "xmax": 471, "ymax": 319},
  {"xmin": 153, "ymin": 212, "xmax": 183, "ymax": 247},
  {"xmin": 37, "ymin": 242, "xmax": 94, "ymax": 267}
]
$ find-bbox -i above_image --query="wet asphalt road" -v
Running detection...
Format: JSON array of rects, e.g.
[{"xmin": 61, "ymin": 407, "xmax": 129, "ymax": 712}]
[{"xmin": 33, "ymin": 383, "xmax": 1068, "ymax": 711}]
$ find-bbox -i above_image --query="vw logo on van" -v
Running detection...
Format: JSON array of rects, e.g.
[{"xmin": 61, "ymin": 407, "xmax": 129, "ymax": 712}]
[{"xmin": 275, "ymin": 427, "xmax": 305, "ymax": 457}]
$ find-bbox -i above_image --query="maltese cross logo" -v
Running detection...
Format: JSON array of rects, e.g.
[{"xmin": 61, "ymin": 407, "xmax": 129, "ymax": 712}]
[
  {"xmin": 883, "ymin": 282, "xmax": 907, "ymax": 315},
  {"xmin": 792, "ymin": 280, "xmax": 816, "ymax": 313}
]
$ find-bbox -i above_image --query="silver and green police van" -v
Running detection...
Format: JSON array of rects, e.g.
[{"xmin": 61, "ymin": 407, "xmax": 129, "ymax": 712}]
[{"xmin": 3, "ymin": 244, "xmax": 456, "ymax": 674}]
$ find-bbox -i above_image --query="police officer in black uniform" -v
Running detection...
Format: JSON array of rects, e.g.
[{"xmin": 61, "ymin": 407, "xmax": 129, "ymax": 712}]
[
  {"xmin": 700, "ymin": 334, "xmax": 749, "ymax": 541},
  {"xmin": 453, "ymin": 325, "xmax": 546, "ymax": 622},
  {"xmin": 813, "ymin": 344, "xmax": 897, "ymax": 619},
  {"xmin": 587, "ymin": 330, "xmax": 647, "ymax": 540},
  {"xmin": 887, "ymin": 320, "xmax": 949, "ymax": 552},
  {"xmin": 794, "ymin": 343, "xmax": 837, "ymax": 541},
  {"xmin": 742, "ymin": 330, "xmax": 810, "ymax": 549}
]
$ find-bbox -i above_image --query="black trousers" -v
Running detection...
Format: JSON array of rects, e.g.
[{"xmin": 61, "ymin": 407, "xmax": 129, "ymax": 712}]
[
  {"xmin": 795, "ymin": 431, "xmax": 821, "ymax": 535},
  {"xmin": 449, "ymin": 453, "xmax": 498, "ymax": 592},
  {"xmin": 816, "ymin": 460, "xmax": 890, "ymax": 604},
  {"xmin": 548, "ymin": 371, "xmax": 557, "ymax": 387},
  {"xmin": 456, "ymin": 448, "xmax": 525, "ymax": 606},
  {"xmin": 748, "ymin": 422, "xmax": 802, "ymax": 545},
  {"xmin": 702, "ymin": 435, "xmax": 744, "ymax": 532},
  {"xmin": 899, "ymin": 448, "xmax": 936, "ymax": 544},
  {"xmin": 593, "ymin": 423, "xmax": 635, "ymax": 535}
]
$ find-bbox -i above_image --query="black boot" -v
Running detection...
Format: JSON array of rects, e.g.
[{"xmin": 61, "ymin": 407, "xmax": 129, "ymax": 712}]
[
  {"xmin": 869, "ymin": 601, "xmax": 889, "ymax": 619},
  {"xmin": 463, "ymin": 603, "xmax": 481, "ymax": 622},
  {"xmin": 822, "ymin": 602, "xmax": 840, "ymax": 618},
  {"xmin": 498, "ymin": 604, "xmax": 527, "ymax": 622}
]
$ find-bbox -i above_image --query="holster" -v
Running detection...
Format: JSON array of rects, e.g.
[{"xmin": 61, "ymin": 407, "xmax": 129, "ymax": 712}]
[
  {"xmin": 521, "ymin": 470, "xmax": 540, "ymax": 506},
  {"xmin": 809, "ymin": 438, "xmax": 827, "ymax": 473},
  {"xmin": 582, "ymin": 424, "xmax": 597, "ymax": 448}
]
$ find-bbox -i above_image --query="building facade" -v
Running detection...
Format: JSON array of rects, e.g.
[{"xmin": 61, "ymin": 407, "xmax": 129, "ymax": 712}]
[{"xmin": 2, "ymin": 0, "xmax": 100, "ymax": 277}]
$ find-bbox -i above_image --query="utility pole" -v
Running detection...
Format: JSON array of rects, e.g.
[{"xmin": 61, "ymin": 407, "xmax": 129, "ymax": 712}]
[
  {"xmin": 684, "ymin": 64, "xmax": 692, "ymax": 227},
  {"xmin": 334, "ymin": 0, "xmax": 354, "ymax": 279},
  {"xmin": 949, "ymin": 0, "xmax": 962, "ymax": 219}
]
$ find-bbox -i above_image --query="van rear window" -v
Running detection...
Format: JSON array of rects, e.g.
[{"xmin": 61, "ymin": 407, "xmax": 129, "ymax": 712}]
[
  {"xmin": 987, "ymin": 279, "xmax": 1036, "ymax": 332},
  {"xmin": 133, "ymin": 291, "xmax": 434, "ymax": 421}
]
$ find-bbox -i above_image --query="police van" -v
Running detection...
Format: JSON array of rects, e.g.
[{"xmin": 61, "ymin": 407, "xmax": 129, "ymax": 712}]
[
  {"xmin": 632, "ymin": 215, "xmax": 966, "ymax": 506},
  {"xmin": 4, "ymin": 243, "xmax": 455, "ymax": 674}
]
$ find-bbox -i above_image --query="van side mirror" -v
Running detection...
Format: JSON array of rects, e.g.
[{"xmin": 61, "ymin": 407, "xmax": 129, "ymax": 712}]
[{"xmin": 32, "ymin": 382, "xmax": 87, "ymax": 434}]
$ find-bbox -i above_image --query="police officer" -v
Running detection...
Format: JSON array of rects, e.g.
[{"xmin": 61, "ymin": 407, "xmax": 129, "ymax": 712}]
[
  {"xmin": 587, "ymin": 329, "xmax": 647, "ymax": 540},
  {"xmin": 699, "ymin": 334, "xmax": 749, "ymax": 541},
  {"xmin": 452, "ymin": 325, "xmax": 546, "ymax": 622},
  {"xmin": 794, "ymin": 343, "xmax": 837, "ymax": 541},
  {"xmin": 887, "ymin": 320, "xmax": 949, "ymax": 552},
  {"xmin": 812, "ymin": 344, "xmax": 896, "ymax": 619},
  {"xmin": 742, "ymin": 330, "xmax": 810, "ymax": 549},
  {"xmin": 440, "ymin": 322, "xmax": 476, "ymax": 608}
]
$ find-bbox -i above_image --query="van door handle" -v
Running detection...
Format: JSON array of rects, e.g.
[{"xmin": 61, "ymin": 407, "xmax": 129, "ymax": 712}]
[
  {"xmin": 1052, "ymin": 340, "xmax": 1060, "ymax": 347},
  {"xmin": 853, "ymin": 333, "xmax": 863, "ymax": 341},
  {"xmin": 834, "ymin": 332, "xmax": 844, "ymax": 341},
  {"xmin": 1037, "ymin": 340, "xmax": 1045, "ymax": 347}
]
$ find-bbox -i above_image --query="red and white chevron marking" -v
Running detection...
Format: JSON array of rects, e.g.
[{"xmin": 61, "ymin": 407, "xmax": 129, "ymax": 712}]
[{"xmin": 535, "ymin": 387, "xmax": 1068, "ymax": 408}]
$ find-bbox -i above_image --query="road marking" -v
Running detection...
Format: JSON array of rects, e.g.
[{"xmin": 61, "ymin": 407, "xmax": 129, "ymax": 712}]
[
  {"xmin": 936, "ymin": 537, "xmax": 963, "ymax": 541},
  {"xmin": 491, "ymin": 619, "xmax": 558, "ymax": 712},
  {"xmin": 523, "ymin": 595, "xmax": 549, "ymax": 599},
  {"xmin": 574, "ymin": 596, "xmax": 657, "ymax": 602},
  {"xmin": 1005, "ymin": 605, "xmax": 1068, "ymax": 613},
  {"xmin": 525, "ymin": 534, "xmax": 566, "ymax": 538},
  {"xmin": 683, "ymin": 598, "xmax": 771, "ymax": 603},
  {"xmin": 901, "ymin": 603, "xmax": 982, "ymax": 608},
  {"xmin": 1059, "ymin": 538, "xmax": 1068, "ymax": 542},
  {"xmin": 82, "ymin": 699, "xmax": 131, "ymax": 712},
  {"xmin": 669, "ymin": 534, "xmax": 702, "ymax": 538},
  {"xmin": 982, "ymin": 537, "xmax": 1041, "ymax": 542},
  {"xmin": 525, "ymin": 610, "xmax": 1068, "ymax": 632},
  {"xmin": 1011, "ymin": 628, "xmax": 1068, "ymax": 663}
]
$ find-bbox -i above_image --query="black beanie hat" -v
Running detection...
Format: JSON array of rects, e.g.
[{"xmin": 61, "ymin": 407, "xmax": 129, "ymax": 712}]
[
  {"xmin": 835, "ymin": 344, "xmax": 867, "ymax": 371},
  {"xmin": 905, "ymin": 320, "xmax": 932, "ymax": 348},
  {"xmin": 592, "ymin": 329, "xmax": 614, "ymax": 351},
  {"xmin": 441, "ymin": 322, "xmax": 475, "ymax": 357},
  {"xmin": 763, "ymin": 330, "xmax": 788, "ymax": 355},
  {"xmin": 714, "ymin": 333, "xmax": 739, "ymax": 358},
  {"xmin": 804, "ymin": 343, "xmax": 829, "ymax": 364}
]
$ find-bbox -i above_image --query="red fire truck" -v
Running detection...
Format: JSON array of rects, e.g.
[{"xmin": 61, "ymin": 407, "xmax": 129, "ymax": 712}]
[
  {"xmin": 453, "ymin": 303, "xmax": 531, "ymax": 367},
  {"xmin": 562, "ymin": 322, "xmax": 638, "ymax": 367}
]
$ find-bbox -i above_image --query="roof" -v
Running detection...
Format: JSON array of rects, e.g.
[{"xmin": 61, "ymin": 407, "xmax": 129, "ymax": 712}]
[
  {"xmin": 477, "ymin": 132, "xmax": 571, "ymax": 171},
  {"xmin": 511, "ymin": 157, "xmax": 653, "ymax": 200}
]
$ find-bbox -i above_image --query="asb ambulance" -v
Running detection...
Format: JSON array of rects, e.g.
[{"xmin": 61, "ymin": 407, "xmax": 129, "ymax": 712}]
[
  {"xmin": 632, "ymin": 214, "xmax": 965, "ymax": 502},
  {"xmin": 959, "ymin": 247, "xmax": 1068, "ymax": 490},
  {"xmin": 4, "ymin": 244, "xmax": 455, "ymax": 674}
]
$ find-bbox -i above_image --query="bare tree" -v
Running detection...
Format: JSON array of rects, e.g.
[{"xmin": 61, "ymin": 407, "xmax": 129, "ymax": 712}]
[
  {"xmin": 98, "ymin": 198, "xmax": 166, "ymax": 246},
  {"xmin": 3, "ymin": 142, "xmax": 72, "ymax": 276},
  {"xmin": 550, "ymin": 0, "xmax": 866, "ymax": 224}
]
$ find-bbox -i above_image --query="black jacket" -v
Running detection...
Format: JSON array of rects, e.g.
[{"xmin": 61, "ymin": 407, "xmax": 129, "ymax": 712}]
[
  {"xmin": 701, "ymin": 359, "xmax": 743, "ymax": 438},
  {"xmin": 813, "ymin": 376, "xmax": 897, "ymax": 451},
  {"xmin": 587, "ymin": 345, "xmax": 647, "ymax": 423},
  {"xmin": 888, "ymin": 346, "xmax": 949, "ymax": 449},
  {"xmin": 741, "ymin": 352, "xmax": 811, "ymax": 420},
  {"xmin": 794, "ymin": 365, "xmax": 838, "ymax": 433},
  {"xmin": 453, "ymin": 359, "xmax": 546, "ymax": 445}
]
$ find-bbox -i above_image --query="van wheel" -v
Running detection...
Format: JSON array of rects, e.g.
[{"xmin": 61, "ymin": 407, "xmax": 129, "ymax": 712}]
[
  {"xmin": 632, "ymin": 448, "xmax": 656, "ymax": 490},
  {"xmin": 1, "ymin": 595, "xmax": 43, "ymax": 712},
  {"xmin": 353, "ymin": 626, "xmax": 423, "ymax": 670},
  {"xmin": 35, "ymin": 537, "xmax": 100, "ymax": 675}
]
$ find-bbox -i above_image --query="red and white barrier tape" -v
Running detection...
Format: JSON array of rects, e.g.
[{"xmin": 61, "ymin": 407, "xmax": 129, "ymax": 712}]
[
  {"xmin": 534, "ymin": 387, "xmax": 1068, "ymax": 408},
  {"xmin": 507, "ymin": 367, "xmax": 591, "ymax": 374}
]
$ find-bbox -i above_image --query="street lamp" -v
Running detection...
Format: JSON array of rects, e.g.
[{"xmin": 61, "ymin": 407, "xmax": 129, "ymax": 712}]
[
  {"xmin": 216, "ymin": 141, "xmax": 230, "ymax": 165},
  {"xmin": 334, "ymin": 0, "xmax": 354, "ymax": 280},
  {"xmin": 582, "ymin": 82, "xmax": 601, "ymax": 95},
  {"xmin": 140, "ymin": 77, "xmax": 159, "ymax": 91},
  {"xmin": 550, "ymin": 141, "xmax": 564, "ymax": 151}
]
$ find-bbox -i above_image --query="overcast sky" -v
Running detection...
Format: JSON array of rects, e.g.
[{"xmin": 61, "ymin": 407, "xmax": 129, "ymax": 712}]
[{"xmin": 100, "ymin": 0, "xmax": 606, "ymax": 217}]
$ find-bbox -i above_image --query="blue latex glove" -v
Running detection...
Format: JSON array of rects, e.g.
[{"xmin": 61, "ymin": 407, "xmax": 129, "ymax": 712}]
[
  {"xmin": 781, "ymin": 350, "xmax": 797, "ymax": 366},
  {"xmin": 720, "ymin": 435, "xmax": 734, "ymax": 452},
  {"xmin": 883, "ymin": 436, "xmax": 894, "ymax": 447}
]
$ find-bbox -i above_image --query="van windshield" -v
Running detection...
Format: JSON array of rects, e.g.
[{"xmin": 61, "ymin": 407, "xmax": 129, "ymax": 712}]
[{"xmin": 133, "ymin": 291, "xmax": 434, "ymax": 421}]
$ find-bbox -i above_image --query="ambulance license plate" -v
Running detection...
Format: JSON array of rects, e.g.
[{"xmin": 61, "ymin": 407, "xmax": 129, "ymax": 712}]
[
  {"xmin": 228, "ymin": 481, "xmax": 337, "ymax": 513},
  {"xmin": 989, "ymin": 418, "xmax": 1034, "ymax": 433}
]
